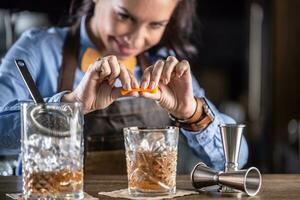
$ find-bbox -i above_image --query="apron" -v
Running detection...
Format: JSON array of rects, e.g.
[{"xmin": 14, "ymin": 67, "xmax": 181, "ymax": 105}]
[{"xmin": 57, "ymin": 22, "xmax": 201, "ymax": 175}]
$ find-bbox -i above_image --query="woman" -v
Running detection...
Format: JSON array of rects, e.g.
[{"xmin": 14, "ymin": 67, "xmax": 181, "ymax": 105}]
[{"xmin": 0, "ymin": 0, "xmax": 248, "ymax": 174}]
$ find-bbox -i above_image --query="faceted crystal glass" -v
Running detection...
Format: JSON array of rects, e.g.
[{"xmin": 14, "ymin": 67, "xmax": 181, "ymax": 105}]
[
  {"xmin": 21, "ymin": 102, "xmax": 84, "ymax": 199},
  {"xmin": 124, "ymin": 126, "xmax": 179, "ymax": 196}
]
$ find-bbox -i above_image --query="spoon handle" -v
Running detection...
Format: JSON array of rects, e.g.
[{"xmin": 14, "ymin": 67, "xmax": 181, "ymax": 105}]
[{"xmin": 14, "ymin": 59, "xmax": 44, "ymax": 104}]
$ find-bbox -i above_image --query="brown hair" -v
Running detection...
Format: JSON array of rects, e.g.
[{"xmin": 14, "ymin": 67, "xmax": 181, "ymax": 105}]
[{"xmin": 68, "ymin": 0, "xmax": 199, "ymax": 59}]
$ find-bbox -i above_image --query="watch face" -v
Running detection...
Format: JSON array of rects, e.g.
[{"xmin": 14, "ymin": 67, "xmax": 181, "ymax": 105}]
[{"xmin": 200, "ymin": 98, "xmax": 215, "ymax": 121}]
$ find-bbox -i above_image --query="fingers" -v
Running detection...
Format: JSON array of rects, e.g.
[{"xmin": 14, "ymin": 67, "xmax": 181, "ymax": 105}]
[
  {"xmin": 140, "ymin": 66, "xmax": 153, "ymax": 89},
  {"xmin": 88, "ymin": 55, "xmax": 136, "ymax": 90},
  {"xmin": 128, "ymin": 70, "xmax": 139, "ymax": 89},
  {"xmin": 88, "ymin": 55, "xmax": 190, "ymax": 102},
  {"xmin": 119, "ymin": 64, "xmax": 132, "ymax": 90},
  {"xmin": 149, "ymin": 60, "xmax": 164, "ymax": 89},
  {"xmin": 98, "ymin": 59, "xmax": 111, "ymax": 82},
  {"xmin": 140, "ymin": 60, "xmax": 164, "ymax": 89},
  {"xmin": 161, "ymin": 56, "xmax": 179, "ymax": 84},
  {"xmin": 107, "ymin": 56, "xmax": 120, "ymax": 85},
  {"xmin": 140, "ymin": 56, "xmax": 190, "ymax": 89},
  {"xmin": 139, "ymin": 86, "xmax": 161, "ymax": 101},
  {"xmin": 174, "ymin": 59, "xmax": 190, "ymax": 78}
]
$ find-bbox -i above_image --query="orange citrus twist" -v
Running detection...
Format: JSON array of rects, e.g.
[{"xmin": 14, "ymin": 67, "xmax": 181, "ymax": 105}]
[{"xmin": 120, "ymin": 87, "xmax": 158, "ymax": 96}]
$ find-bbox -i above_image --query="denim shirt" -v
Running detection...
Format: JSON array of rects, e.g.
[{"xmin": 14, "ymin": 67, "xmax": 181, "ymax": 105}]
[{"xmin": 0, "ymin": 16, "xmax": 248, "ymax": 172}]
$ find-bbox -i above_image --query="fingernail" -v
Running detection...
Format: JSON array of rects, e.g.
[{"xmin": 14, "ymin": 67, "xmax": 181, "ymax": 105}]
[
  {"xmin": 158, "ymin": 60, "xmax": 164, "ymax": 65},
  {"xmin": 149, "ymin": 81, "xmax": 156, "ymax": 89},
  {"xmin": 140, "ymin": 82, "xmax": 147, "ymax": 89},
  {"xmin": 127, "ymin": 83, "xmax": 132, "ymax": 90},
  {"xmin": 123, "ymin": 83, "xmax": 131, "ymax": 90}
]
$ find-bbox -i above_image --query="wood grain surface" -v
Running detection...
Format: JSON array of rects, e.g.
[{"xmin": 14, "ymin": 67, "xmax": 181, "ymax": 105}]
[{"xmin": 1, "ymin": 174, "xmax": 299, "ymax": 199}]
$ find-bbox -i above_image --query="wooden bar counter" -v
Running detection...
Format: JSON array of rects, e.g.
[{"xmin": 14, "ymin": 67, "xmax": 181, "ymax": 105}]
[{"xmin": 0, "ymin": 174, "xmax": 299, "ymax": 199}]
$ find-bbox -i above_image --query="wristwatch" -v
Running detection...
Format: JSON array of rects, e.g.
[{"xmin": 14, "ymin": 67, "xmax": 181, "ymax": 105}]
[{"xmin": 169, "ymin": 97, "xmax": 215, "ymax": 132}]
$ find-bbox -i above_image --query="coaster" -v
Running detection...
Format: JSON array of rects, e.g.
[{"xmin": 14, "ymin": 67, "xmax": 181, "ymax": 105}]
[
  {"xmin": 98, "ymin": 189, "xmax": 198, "ymax": 200},
  {"xmin": 6, "ymin": 192, "xmax": 98, "ymax": 200}
]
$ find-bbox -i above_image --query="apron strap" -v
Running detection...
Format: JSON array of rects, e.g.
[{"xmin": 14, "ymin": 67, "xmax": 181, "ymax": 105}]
[{"xmin": 57, "ymin": 22, "xmax": 80, "ymax": 92}]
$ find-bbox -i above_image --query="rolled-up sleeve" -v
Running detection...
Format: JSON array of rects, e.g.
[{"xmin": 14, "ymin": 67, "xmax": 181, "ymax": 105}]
[
  {"xmin": 180, "ymin": 75, "xmax": 249, "ymax": 171},
  {"xmin": 0, "ymin": 28, "xmax": 68, "ymax": 154}
]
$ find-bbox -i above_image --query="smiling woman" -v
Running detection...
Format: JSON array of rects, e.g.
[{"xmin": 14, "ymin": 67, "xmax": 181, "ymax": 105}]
[
  {"xmin": 70, "ymin": 0, "xmax": 198, "ymax": 59},
  {"xmin": 0, "ymin": 0, "xmax": 249, "ymax": 175},
  {"xmin": 88, "ymin": 0, "xmax": 177, "ymax": 59}
]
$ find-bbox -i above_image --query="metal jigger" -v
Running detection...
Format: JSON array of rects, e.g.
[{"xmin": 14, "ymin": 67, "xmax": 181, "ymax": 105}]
[
  {"xmin": 220, "ymin": 124, "xmax": 245, "ymax": 172},
  {"xmin": 191, "ymin": 162, "xmax": 262, "ymax": 196},
  {"xmin": 219, "ymin": 124, "xmax": 245, "ymax": 192}
]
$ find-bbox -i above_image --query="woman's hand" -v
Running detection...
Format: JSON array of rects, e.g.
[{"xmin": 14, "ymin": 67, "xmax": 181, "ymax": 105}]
[
  {"xmin": 139, "ymin": 56, "xmax": 197, "ymax": 120},
  {"xmin": 62, "ymin": 55, "xmax": 139, "ymax": 113}
]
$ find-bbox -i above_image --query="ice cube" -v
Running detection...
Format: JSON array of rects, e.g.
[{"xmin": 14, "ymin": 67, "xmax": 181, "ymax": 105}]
[
  {"xmin": 140, "ymin": 138, "xmax": 151, "ymax": 151},
  {"xmin": 141, "ymin": 132, "xmax": 166, "ymax": 152},
  {"xmin": 27, "ymin": 133, "xmax": 43, "ymax": 147}
]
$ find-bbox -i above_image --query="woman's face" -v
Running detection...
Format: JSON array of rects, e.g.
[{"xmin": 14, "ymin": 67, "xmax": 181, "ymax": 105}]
[{"xmin": 89, "ymin": 0, "xmax": 178, "ymax": 60}]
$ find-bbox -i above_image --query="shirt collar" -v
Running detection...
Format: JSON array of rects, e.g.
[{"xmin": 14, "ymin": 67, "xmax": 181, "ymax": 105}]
[{"xmin": 80, "ymin": 15, "xmax": 96, "ymax": 49}]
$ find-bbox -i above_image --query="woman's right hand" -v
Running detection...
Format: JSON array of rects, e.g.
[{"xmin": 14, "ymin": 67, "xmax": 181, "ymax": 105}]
[{"xmin": 62, "ymin": 55, "xmax": 139, "ymax": 113}]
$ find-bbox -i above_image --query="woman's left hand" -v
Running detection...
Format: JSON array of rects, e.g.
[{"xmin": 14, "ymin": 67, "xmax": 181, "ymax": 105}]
[{"xmin": 139, "ymin": 56, "xmax": 197, "ymax": 120}]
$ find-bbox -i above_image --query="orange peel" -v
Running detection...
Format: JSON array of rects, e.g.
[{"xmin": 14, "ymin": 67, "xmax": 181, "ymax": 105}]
[{"xmin": 121, "ymin": 87, "xmax": 158, "ymax": 96}]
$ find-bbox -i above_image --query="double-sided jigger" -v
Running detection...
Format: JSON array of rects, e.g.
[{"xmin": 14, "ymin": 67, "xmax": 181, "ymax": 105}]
[
  {"xmin": 191, "ymin": 124, "xmax": 262, "ymax": 196},
  {"xmin": 191, "ymin": 162, "xmax": 262, "ymax": 196},
  {"xmin": 220, "ymin": 123, "xmax": 245, "ymax": 193}
]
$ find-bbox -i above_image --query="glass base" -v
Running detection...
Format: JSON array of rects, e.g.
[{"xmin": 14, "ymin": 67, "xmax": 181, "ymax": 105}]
[
  {"xmin": 23, "ymin": 191, "xmax": 84, "ymax": 200},
  {"xmin": 128, "ymin": 187, "xmax": 176, "ymax": 197}
]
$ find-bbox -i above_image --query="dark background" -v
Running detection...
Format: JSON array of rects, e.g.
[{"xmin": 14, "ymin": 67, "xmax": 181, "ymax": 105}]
[{"xmin": 1, "ymin": 0, "xmax": 300, "ymax": 173}]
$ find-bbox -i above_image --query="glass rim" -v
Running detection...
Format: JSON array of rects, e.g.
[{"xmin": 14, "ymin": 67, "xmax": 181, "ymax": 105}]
[
  {"xmin": 123, "ymin": 126, "xmax": 178, "ymax": 132},
  {"xmin": 219, "ymin": 123, "xmax": 245, "ymax": 128},
  {"xmin": 20, "ymin": 101, "xmax": 83, "ymax": 107}
]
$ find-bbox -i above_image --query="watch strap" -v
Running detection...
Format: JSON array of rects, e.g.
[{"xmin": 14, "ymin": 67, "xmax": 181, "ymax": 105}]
[{"xmin": 169, "ymin": 97, "xmax": 215, "ymax": 132}]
